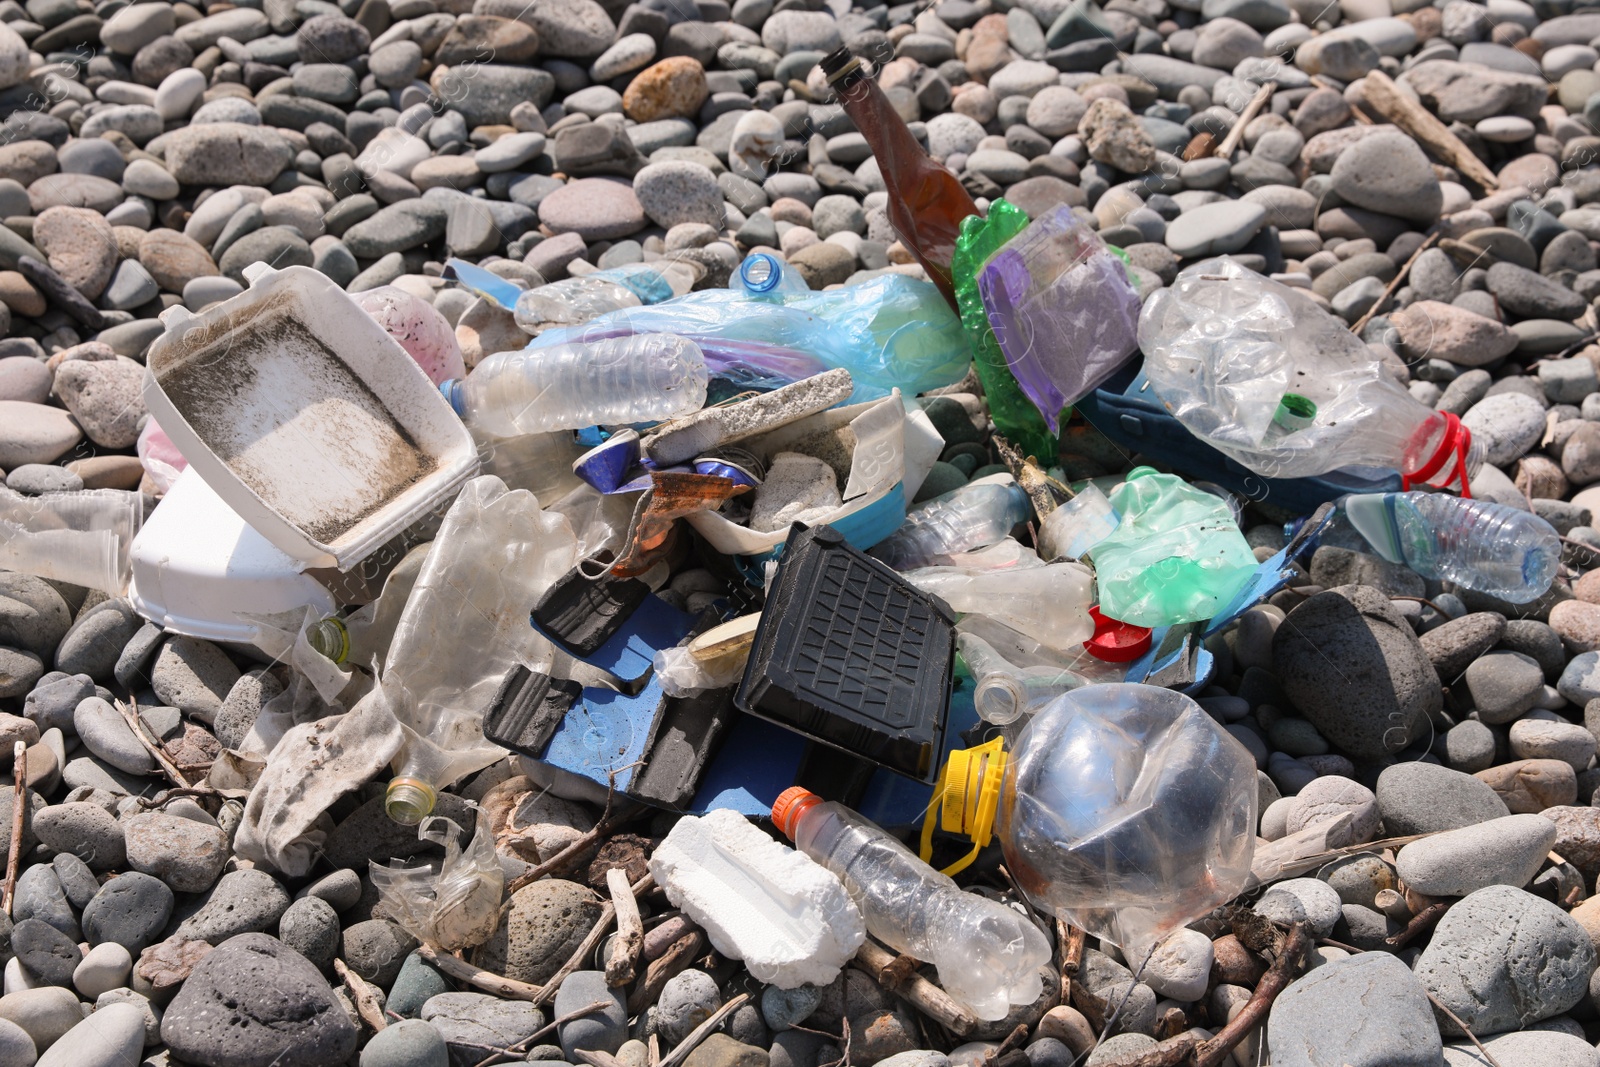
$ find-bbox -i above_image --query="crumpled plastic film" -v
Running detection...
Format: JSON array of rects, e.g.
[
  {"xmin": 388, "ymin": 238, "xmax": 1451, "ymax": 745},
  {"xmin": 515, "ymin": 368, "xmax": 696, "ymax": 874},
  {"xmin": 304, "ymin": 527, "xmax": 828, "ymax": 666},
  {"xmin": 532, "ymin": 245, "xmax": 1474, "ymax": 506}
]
[
  {"xmin": 997, "ymin": 684, "xmax": 1257, "ymax": 958},
  {"xmin": 371, "ymin": 810, "xmax": 504, "ymax": 951},
  {"xmin": 234, "ymin": 682, "xmax": 405, "ymax": 876}
]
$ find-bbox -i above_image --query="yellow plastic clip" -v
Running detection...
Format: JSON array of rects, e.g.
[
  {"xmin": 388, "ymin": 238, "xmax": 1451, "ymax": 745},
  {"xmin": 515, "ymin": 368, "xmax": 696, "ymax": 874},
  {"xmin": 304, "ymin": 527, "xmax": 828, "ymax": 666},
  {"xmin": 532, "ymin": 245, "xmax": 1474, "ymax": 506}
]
[{"xmin": 919, "ymin": 736, "xmax": 1008, "ymax": 876}]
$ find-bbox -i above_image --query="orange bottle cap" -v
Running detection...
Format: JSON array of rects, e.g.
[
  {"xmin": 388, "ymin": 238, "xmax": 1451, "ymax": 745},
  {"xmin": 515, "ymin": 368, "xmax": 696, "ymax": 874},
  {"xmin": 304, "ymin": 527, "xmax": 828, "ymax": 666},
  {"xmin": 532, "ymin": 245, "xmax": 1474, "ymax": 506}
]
[{"xmin": 771, "ymin": 786, "xmax": 818, "ymax": 840}]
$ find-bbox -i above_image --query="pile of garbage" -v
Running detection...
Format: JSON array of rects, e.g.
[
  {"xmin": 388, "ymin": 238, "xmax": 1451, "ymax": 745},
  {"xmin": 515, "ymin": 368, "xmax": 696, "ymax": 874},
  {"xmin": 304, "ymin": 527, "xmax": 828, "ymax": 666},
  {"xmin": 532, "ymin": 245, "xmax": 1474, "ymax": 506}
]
[{"xmin": 10, "ymin": 0, "xmax": 1600, "ymax": 1063}]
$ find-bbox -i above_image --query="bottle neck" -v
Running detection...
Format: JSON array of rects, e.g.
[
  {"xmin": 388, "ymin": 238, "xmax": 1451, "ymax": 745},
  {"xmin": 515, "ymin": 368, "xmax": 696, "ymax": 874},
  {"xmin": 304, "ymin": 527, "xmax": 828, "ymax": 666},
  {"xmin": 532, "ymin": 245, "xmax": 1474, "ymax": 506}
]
[
  {"xmin": 306, "ymin": 616, "xmax": 350, "ymax": 665},
  {"xmin": 386, "ymin": 777, "xmax": 436, "ymax": 826},
  {"xmin": 824, "ymin": 54, "xmax": 932, "ymax": 185}
]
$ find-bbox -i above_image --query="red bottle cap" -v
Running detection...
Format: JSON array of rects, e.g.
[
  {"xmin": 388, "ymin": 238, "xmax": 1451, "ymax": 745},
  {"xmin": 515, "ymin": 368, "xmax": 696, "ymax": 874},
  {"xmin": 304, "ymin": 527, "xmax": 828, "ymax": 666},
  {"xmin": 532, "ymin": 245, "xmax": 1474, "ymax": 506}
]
[{"xmin": 1084, "ymin": 607, "xmax": 1152, "ymax": 663}]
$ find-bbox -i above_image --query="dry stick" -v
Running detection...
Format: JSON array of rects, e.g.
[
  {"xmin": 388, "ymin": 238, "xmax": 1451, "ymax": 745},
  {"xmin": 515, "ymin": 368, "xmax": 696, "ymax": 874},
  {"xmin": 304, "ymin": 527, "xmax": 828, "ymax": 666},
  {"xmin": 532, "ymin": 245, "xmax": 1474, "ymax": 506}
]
[
  {"xmin": 606, "ymin": 868, "xmax": 644, "ymax": 987},
  {"xmin": 1360, "ymin": 69, "xmax": 1499, "ymax": 191},
  {"xmin": 334, "ymin": 958, "xmax": 388, "ymax": 1033},
  {"xmin": 416, "ymin": 944, "xmax": 546, "ymax": 1002},
  {"xmin": 1212, "ymin": 82, "xmax": 1275, "ymax": 160},
  {"xmin": 505, "ymin": 799, "xmax": 637, "ymax": 896},
  {"xmin": 628, "ymin": 930, "xmax": 706, "ymax": 1015},
  {"xmin": 535, "ymin": 874, "xmax": 654, "ymax": 1009},
  {"xmin": 115, "ymin": 696, "xmax": 192, "ymax": 790},
  {"xmin": 852, "ymin": 939, "xmax": 979, "ymax": 1037},
  {"xmin": 1122, "ymin": 1033, "xmax": 1203, "ymax": 1067},
  {"xmin": 649, "ymin": 1033, "xmax": 661, "ymax": 1067},
  {"xmin": 1193, "ymin": 922, "xmax": 1308, "ymax": 1067},
  {"xmin": 1386, "ymin": 900, "xmax": 1452, "ymax": 948},
  {"xmin": 574, "ymin": 1050, "xmax": 631, "ymax": 1067},
  {"xmin": 657, "ymin": 993, "xmax": 751, "ymax": 1067},
  {"xmin": 1350, "ymin": 230, "xmax": 1440, "ymax": 336},
  {"xmin": 471, "ymin": 999, "xmax": 615, "ymax": 1067},
  {"xmin": 1058, "ymin": 920, "xmax": 1086, "ymax": 976},
  {"xmin": 2, "ymin": 741, "xmax": 24, "ymax": 917},
  {"xmin": 1426, "ymin": 991, "xmax": 1505, "ymax": 1067}
]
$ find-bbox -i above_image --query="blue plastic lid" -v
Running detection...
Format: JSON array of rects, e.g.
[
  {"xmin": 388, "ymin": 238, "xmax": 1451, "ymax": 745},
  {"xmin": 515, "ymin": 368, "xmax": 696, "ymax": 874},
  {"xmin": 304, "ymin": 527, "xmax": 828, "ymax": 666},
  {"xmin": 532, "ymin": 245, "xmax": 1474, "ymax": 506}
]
[
  {"xmin": 738, "ymin": 253, "xmax": 784, "ymax": 293},
  {"xmin": 439, "ymin": 379, "xmax": 465, "ymax": 416}
]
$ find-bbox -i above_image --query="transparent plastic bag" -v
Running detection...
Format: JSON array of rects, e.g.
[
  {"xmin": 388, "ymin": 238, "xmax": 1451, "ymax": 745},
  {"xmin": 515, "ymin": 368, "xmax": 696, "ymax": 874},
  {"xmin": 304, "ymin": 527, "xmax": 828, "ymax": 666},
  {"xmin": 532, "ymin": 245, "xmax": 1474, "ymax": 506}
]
[
  {"xmin": 0, "ymin": 485, "xmax": 144, "ymax": 594},
  {"xmin": 527, "ymin": 273, "xmax": 970, "ymax": 403},
  {"xmin": 137, "ymin": 419, "xmax": 185, "ymax": 494},
  {"xmin": 998, "ymin": 684, "xmax": 1258, "ymax": 957},
  {"xmin": 381, "ymin": 476, "xmax": 578, "ymax": 824},
  {"xmin": 371, "ymin": 810, "xmax": 504, "ymax": 951},
  {"xmin": 1138, "ymin": 258, "xmax": 1479, "ymax": 488},
  {"xmin": 976, "ymin": 205, "xmax": 1141, "ymax": 432},
  {"xmin": 353, "ymin": 285, "xmax": 467, "ymax": 385}
]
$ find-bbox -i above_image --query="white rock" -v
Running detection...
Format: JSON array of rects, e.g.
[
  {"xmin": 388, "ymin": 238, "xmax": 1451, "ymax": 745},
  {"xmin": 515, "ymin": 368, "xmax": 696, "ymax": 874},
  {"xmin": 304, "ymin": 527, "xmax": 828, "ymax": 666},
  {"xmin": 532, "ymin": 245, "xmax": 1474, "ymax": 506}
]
[
  {"xmin": 154, "ymin": 68, "xmax": 205, "ymax": 121},
  {"xmin": 1142, "ymin": 928, "xmax": 1213, "ymax": 1002},
  {"xmin": 649, "ymin": 809, "xmax": 865, "ymax": 989},
  {"xmin": 72, "ymin": 943, "xmax": 132, "ymax": 1001}
]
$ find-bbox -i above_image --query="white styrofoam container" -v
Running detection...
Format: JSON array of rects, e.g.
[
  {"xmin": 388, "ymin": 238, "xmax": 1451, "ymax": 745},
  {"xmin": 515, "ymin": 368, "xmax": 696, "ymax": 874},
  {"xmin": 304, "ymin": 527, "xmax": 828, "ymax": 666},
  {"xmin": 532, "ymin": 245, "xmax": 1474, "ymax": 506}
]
[
  {"xmin": 128, "ymin": 466, "xmax": 337, "ymax": 645},
  {"xmin": 142, "ymin": 264, "xmax": 479, "ymax": 571}
]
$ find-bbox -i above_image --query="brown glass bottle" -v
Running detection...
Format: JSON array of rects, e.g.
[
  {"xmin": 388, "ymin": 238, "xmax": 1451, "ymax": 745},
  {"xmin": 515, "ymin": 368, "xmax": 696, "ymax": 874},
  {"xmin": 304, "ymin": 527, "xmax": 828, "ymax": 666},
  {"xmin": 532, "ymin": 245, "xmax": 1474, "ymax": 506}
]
[{"xmin": 820, "ymin": 47, "xmax": 977, "ymax": 311}]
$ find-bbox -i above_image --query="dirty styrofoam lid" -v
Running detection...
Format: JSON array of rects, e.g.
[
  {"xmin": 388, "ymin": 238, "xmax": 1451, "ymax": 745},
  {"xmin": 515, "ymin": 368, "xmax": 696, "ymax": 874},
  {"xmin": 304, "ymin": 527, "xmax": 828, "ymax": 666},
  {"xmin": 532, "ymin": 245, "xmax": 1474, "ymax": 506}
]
[
  {"xmin": 142, "ymin": 264, "xmax": 479, "ymax": 571},
  {"xmin": 128, "ymin": 466, "xmax": 337, "ymax": 646}
]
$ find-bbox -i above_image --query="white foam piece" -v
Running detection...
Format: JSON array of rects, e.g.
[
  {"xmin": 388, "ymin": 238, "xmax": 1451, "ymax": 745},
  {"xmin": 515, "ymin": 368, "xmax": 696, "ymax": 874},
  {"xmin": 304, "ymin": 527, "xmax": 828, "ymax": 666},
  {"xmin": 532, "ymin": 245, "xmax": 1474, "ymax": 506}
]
[{"xmin": 649, "ymin": 809, "xmax": 865, "ymax": 989}]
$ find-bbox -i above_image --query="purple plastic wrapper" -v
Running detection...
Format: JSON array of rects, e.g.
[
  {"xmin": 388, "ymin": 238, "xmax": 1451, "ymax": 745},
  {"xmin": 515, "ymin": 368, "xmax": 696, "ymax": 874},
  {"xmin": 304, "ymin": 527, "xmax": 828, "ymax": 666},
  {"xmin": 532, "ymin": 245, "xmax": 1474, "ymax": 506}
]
[{"xmin": 977, "ymin": 206, "xmax": 1141, "ymax": 432}]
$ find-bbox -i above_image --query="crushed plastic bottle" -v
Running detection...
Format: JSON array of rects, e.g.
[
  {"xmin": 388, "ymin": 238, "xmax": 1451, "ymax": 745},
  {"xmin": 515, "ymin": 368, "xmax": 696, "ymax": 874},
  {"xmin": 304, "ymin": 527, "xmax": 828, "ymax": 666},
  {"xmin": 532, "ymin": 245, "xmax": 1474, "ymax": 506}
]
[
  {"xmin": 1139, "ymin": 258, "xmax": 1483, "ymax": 492},
  {"xmin": 1344, "ymin": 491, "xmax": 1561, "ymax": 603},
  {"xmin": 902, "ymin": 540, "xmax": 1094, "ymax": 652},
  {"xmin": 957, "ymin": 631, "xmax": 1084, "ymax": 726},
  {"xmin": 871, "ymin": 480, "xmax": 1031, "ymax": 570},
  {"xmin": 511, "ymin": 263, "xmax": 685, "ymax": 335},
  {"xmin": 380, "ymin": 476, "xmax": 577, "ymax": 824},
  {"xmin": 951, "ymin": 200, "xmax": 1055, "ymax": 461},
  {"xmin": 1088, "ymin": 467, "xmax": 1257, "ymax": 627},
  {"xmin": 773, "ymin": 787, "xmax": 1051, "ymax": 1020},
  {"xmin": 440, "ymin": 334, "xmax": 710, "ymax": 436},
  {"xmin": 1037, "ymin": 482, "xmax": 1120, "ymax": 562},
  {"xmin": 977, "ymin": 205, "xmax": 1142, "ymax": 433},
  {"xmin": 997, "ymin": 684, "xmax": 1258, "ymax": 957},
  {"xmin": 525, "ymin": 269, "xmax": 970, "ymax": 404},
  {"xmin": 305, "ymin": 543, "xmax": 431, "ymax": 672}
]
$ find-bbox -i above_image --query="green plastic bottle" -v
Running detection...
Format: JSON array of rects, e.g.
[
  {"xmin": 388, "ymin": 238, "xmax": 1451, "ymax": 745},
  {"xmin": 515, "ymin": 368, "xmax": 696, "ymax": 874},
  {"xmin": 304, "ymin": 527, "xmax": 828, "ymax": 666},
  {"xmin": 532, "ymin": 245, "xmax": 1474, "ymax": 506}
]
[
  {"xmin": 952, "ymin": 200, "xmax": 1057, "ymax": 462},
  {"xmin": 1087, "ymin": 467, "xmax": 1258, "ymax": 626}
]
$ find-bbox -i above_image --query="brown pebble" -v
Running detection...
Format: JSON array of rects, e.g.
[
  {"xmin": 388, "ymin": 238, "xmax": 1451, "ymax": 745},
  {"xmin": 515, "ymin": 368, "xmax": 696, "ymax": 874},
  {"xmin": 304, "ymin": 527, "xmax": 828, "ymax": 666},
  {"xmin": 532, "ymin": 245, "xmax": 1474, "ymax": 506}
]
[
  {"xmin": 1475, "ymin": 758, "xmax": 1578, "ymax": 813},
  {"xmin": 1209, "ymin": 934, "xmax": 1266, "ymax": 988}
]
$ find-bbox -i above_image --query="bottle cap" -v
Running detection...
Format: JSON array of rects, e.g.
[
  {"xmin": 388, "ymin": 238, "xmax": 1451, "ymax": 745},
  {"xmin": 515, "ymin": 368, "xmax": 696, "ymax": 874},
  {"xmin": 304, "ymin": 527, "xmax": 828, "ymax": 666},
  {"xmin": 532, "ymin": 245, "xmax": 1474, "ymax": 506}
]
[
  {"xmin": 1274, "ymin": 393, "xmax": 1316, "ymax": 431},
  {"xmin": 439, "ymin": 379, "xmax": 465, "ymax": 416},
  {"xmin": 919, "ymin": 736, "xmax": 1007, "ymax": 877},
  {"xmin": 771, "ymin": 786, "xmax": 820, "ymax": 840},
  {"xmin": 1084, "ymin": 606, "xmax": 1152, "ymax": 662},
  {"xmin": 1403, "ymin": 412, "xmax": 1474, "ymax": 499},
  {"xmin": 818, "ymin": 47, "xmax": 859, "ymax": 83}
]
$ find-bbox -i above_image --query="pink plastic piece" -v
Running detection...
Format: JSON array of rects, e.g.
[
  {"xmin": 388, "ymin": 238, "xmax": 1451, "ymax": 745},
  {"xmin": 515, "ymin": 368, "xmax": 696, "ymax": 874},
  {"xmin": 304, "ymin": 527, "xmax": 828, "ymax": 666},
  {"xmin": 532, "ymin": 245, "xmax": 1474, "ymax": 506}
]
[
  {"xmin": 354, "ymin": 286, "xmax": 467, "ymax": 385},
  {"xmin": 137, "ymin": 419, "xmax": 187, "ymax": 494}
]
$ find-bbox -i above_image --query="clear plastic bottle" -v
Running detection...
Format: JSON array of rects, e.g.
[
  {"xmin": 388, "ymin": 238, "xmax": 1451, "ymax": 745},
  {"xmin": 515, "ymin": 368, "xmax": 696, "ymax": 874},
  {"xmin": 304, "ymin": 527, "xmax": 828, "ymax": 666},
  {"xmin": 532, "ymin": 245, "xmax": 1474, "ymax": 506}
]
[
  {"xmin": 1139, "ymin": 258, "xmax": 1483, "ymax": 492},
  {"xmin": 872, "ymin": 481, "xmax": 1032, "ymax": 570},
  {"xmin": 772, "ymin": 787, "xmax": 1051, "ymax": 1021},
  {"xmin": 958, "ymin": 631, "xmax": 1085, "ymax": 726},
  {"xmin": 513, "ymin": 274, "xmax": 642, "ymax": 335},
  {"xmin": 306, "ymin": 543, "xmax": 431, "ymax": 671},
  {"xmin": 1343, "ymin": 491, "xmax": 1561, "ymax": 603},
  {"xmin": 997, "ymin": 684, "xmax": 1258, "ymax": 958},
  {"xmin": 440, "ymin": 334, "xmax": 709, "ymax": 436},
  {"xmin": 903, "ymin": 553, "xmax": 1094, "ymax": 652}
]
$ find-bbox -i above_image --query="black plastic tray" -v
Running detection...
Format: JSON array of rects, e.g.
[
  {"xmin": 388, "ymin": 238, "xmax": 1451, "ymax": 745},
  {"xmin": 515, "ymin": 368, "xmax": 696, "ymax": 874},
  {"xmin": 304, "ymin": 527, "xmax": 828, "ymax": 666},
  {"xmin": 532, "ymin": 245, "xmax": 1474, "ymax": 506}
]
[{"xmin": 734, "ymin": 523, "xmax": 955, "ymax": 782}]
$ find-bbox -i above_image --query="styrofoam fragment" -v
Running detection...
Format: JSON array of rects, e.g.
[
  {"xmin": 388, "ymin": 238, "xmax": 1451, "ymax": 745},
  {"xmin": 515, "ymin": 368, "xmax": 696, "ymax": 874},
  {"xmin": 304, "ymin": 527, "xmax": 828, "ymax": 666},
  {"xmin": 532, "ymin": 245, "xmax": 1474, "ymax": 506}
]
[{"xmin": 648, "ymin": 808, "xmax": 865, "ymax": 989}]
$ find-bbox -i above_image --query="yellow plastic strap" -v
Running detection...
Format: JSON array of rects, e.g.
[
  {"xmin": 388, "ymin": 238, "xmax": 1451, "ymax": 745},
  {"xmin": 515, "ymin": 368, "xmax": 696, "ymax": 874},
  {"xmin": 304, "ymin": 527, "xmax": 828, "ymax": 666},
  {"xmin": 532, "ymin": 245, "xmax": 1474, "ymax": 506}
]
[{"xmin": 919, "ymin": 737, "xmax": 1008, "ymax": 876}]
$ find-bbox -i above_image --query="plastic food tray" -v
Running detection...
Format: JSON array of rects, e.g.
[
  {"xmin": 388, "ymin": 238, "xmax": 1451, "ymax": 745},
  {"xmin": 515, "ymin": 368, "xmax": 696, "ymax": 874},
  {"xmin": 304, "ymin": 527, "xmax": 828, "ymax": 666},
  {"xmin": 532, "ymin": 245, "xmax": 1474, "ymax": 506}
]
[
  {"xmin": 735, "ymin": 523, "xmax": 955, "ymax": 781},
  {"xmin": 143, "ymin": 264, "xmax": 479, "ymax": 571}
]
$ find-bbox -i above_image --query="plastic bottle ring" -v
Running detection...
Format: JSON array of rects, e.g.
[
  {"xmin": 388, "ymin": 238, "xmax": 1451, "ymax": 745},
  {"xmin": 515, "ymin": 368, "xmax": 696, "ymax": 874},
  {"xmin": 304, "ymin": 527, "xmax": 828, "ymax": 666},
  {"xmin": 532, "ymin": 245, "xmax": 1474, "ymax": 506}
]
[{"xmin": 1275, "ymin": 393, "xmax": 1316, "ymax": 431}]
